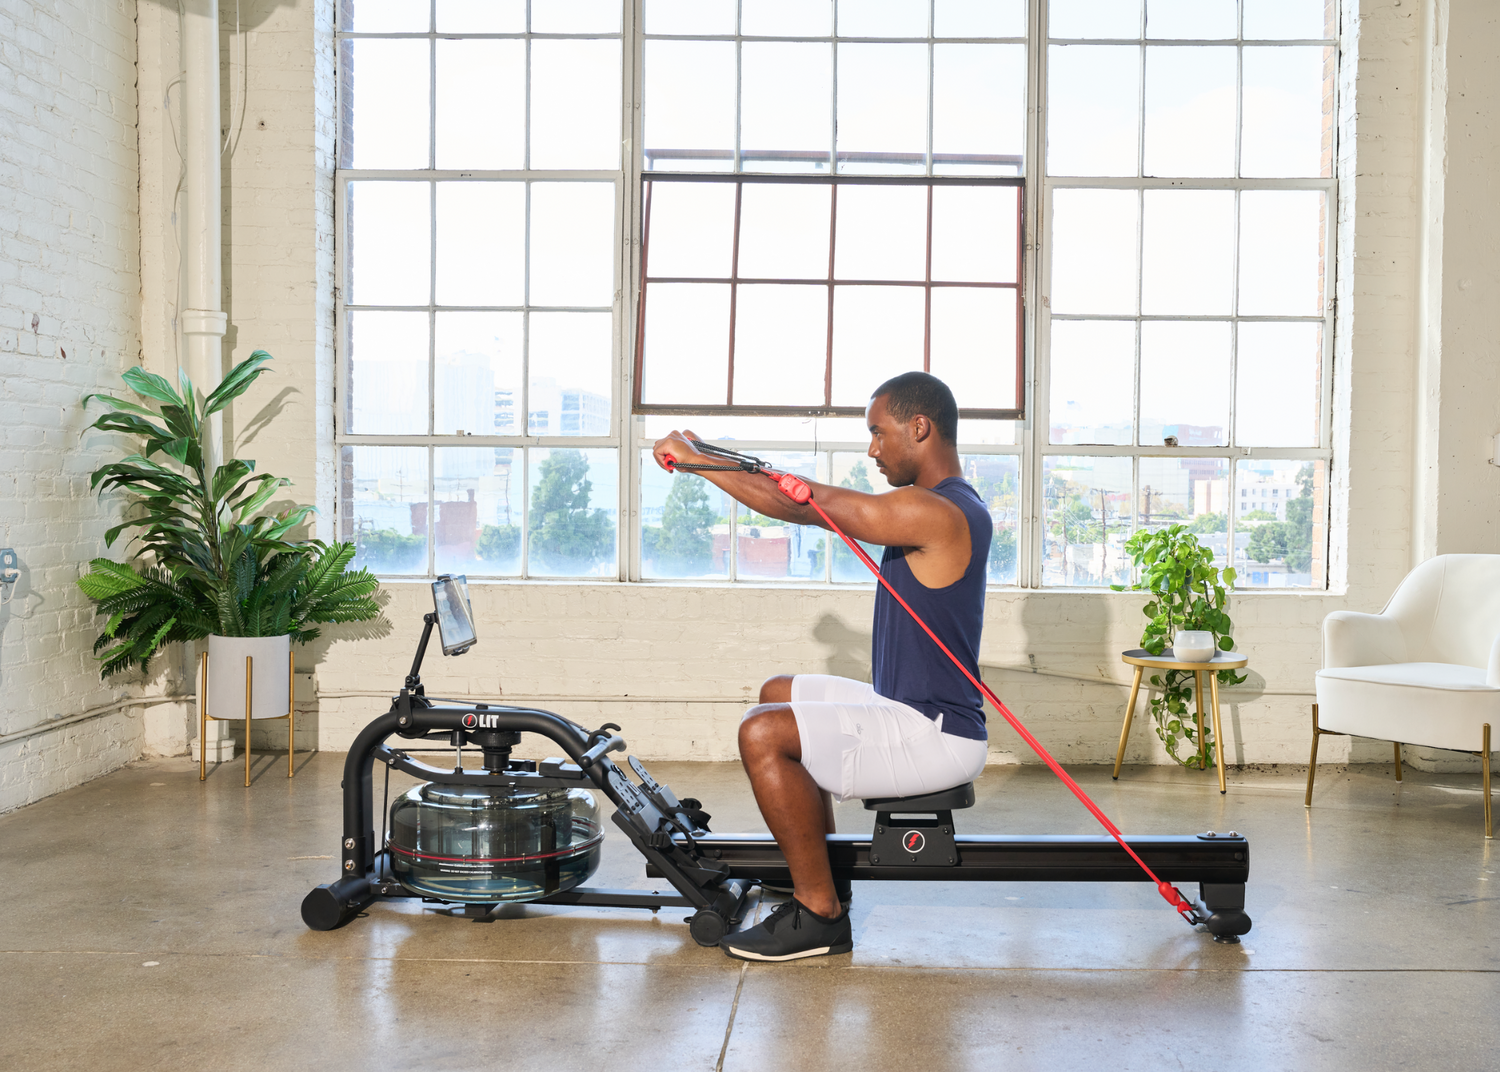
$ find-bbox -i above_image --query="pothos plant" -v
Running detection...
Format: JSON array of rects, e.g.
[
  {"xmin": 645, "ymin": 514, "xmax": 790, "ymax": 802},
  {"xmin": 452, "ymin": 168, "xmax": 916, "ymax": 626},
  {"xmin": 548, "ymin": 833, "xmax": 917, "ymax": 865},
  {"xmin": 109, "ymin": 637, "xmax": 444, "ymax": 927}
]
[{"xmin": 1112, "ymin": 524, "xmax": 1245, "ymax": 769}]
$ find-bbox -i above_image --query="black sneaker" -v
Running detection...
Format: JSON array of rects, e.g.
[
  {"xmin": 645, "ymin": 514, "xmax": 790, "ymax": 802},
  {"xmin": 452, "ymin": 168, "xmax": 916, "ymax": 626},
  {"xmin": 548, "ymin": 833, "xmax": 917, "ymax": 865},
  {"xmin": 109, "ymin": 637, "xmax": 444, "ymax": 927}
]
[{"xmin": 719, "ymin": 898, "xmax": 853, "ymax": 962}]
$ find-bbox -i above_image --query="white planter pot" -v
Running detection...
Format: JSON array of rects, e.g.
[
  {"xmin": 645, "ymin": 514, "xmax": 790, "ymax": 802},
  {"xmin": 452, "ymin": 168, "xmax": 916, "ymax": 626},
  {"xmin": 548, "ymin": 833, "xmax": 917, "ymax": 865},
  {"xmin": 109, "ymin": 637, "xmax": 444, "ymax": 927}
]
[
  {"xmin": 207, "ymin": 634, "xmax": 293, "ymax": 719},
  {"xmin": 1173, "ymin": 630, "xmax": 1216, "ymax": 662}
]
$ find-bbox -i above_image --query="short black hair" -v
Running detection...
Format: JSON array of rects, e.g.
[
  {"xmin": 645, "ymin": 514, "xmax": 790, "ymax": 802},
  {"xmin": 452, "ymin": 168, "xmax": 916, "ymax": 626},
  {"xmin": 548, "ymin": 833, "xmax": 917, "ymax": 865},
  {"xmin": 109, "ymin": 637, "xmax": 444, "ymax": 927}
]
[{"xmin": 871, "ymin": 371, "xmax": 958, "ymax": 443}]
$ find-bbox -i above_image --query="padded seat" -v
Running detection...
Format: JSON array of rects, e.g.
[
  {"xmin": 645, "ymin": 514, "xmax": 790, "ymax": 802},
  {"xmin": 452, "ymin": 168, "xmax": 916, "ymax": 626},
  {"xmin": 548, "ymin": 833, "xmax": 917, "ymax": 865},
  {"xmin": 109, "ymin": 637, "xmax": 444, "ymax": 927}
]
[
  {"xmin": 1317, "ymin": 662, "xmax": 1500, "ymax": 752},
  {"xmin": 862, "ymin": 782, "xmax": 975, "ymax": 812}
]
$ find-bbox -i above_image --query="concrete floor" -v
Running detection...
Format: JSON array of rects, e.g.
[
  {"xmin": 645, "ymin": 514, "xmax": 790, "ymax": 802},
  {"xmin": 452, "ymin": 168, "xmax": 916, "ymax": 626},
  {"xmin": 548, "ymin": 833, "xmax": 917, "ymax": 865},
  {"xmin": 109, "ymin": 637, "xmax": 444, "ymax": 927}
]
[{"xmin": 1, "ymin": 752, "xmax": 1496, "ymax": 1072}]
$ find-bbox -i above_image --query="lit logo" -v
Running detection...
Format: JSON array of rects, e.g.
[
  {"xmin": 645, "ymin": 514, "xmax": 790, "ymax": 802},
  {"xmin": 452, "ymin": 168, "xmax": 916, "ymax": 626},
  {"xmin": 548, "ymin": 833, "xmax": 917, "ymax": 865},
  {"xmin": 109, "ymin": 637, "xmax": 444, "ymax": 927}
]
[{"xmin": 903, "ymin": 831, "xmax": 926, "ymax": 854}]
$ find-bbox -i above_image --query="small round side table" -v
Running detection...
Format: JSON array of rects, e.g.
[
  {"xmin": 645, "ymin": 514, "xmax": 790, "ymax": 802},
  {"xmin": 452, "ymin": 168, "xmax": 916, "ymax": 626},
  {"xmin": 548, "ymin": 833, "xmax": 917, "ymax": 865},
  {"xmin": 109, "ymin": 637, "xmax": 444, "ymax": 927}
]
[{"xmin": 1112, "ymin": 648, "xmax": 1249, "ymax": 794}]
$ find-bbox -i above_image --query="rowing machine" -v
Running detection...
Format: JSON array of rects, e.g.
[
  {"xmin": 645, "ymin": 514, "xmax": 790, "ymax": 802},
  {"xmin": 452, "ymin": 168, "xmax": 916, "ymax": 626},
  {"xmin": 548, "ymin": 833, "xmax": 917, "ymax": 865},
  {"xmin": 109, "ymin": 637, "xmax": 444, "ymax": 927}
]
[{"xmin": 301, "ymin": 580, "xmax": 1253, "ymax": 945}]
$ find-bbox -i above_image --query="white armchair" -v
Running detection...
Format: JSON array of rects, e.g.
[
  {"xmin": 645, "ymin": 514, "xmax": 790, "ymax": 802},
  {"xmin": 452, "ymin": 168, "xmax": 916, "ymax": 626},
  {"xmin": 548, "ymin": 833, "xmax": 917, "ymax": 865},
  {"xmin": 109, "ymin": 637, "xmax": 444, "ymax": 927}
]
[{"xmin": 1307, "ymin": 554, "xmax": 1498, "ymax": 837}]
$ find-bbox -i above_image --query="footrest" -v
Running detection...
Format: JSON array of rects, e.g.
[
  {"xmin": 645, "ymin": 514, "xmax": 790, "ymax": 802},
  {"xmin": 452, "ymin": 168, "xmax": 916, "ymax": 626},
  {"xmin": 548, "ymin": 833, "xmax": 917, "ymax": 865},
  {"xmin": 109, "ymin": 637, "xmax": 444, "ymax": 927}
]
[{"xmin": 862, "ymin": 782, "xmax": 975, "ymax": 812}]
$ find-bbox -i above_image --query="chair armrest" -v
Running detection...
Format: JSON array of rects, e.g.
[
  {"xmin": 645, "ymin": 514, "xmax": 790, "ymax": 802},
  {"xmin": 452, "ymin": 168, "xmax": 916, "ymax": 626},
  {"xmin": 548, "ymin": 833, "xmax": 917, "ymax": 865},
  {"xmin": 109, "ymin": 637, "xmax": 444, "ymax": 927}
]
[
  {"xmin": 1323, "ymin": 610, "xmax": 1408, "ymax": 669},
  {"xmin": 1489, "ymin": 635, "xmax": 1500, "ymax": 688}
]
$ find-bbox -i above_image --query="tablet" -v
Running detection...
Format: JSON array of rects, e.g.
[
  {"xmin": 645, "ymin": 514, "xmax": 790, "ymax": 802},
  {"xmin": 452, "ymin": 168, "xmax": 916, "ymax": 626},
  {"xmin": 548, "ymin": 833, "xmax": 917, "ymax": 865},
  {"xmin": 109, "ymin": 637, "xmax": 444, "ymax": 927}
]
[{"xmin": 431, "ymin": 574, "xmax": 477, "ymax": 655}]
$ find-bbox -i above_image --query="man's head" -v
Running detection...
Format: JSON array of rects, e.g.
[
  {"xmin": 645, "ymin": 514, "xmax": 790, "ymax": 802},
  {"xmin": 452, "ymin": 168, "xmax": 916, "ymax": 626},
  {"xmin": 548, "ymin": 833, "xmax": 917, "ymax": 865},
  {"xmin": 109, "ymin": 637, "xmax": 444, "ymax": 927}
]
[{"xmin": 865, "ymin": 372, "xmax": 960, "ymax": 487}]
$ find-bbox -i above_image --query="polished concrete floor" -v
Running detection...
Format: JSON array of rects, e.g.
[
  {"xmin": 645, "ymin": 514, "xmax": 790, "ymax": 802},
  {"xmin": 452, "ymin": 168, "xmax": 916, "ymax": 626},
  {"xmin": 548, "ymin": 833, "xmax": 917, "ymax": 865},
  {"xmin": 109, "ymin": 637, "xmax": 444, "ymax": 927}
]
[{"xmin": 1, "ymin": 751, "xmax": 1495, "ymax": 1071}]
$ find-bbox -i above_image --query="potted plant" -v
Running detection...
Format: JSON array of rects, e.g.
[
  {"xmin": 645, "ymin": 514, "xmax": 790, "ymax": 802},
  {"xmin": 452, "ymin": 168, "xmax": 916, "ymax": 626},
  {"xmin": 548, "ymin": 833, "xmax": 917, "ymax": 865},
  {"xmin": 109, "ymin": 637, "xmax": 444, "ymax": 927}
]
[
  {"xmin": 76, "ymin": 352, "xmax": 381, "ymax": 726},
  {"xmin": 1113, "ymin": 524, "xmax": 1245, "ymax": 769}
]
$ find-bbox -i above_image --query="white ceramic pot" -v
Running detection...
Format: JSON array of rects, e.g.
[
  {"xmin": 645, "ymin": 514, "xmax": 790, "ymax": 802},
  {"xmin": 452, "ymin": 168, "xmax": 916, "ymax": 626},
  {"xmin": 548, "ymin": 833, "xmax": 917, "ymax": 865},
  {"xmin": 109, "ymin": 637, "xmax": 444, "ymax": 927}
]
[
  {"xmin": 1173, "ymin": 630, "xmax": 1216, "ymax": 662},
  {"xmin": 206, "ymin": 634, "xmax": 293, "ymax": 719}
]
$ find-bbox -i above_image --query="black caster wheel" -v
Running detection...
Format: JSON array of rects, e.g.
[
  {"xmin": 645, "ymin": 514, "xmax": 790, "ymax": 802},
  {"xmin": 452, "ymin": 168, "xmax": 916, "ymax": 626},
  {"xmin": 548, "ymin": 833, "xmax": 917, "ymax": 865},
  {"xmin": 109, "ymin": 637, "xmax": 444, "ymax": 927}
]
[{"xmin": 688, "ymin": 908, "xmax": 728, "ymax": 946}]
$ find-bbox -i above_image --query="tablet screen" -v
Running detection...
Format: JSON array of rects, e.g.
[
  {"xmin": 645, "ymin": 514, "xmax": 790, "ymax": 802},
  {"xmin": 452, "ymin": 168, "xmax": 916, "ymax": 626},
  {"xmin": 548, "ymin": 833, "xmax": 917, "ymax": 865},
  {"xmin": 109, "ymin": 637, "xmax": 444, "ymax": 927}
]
[{"xmin": 431, "ymin": 574, "xmax": 476, "ymax": 655}]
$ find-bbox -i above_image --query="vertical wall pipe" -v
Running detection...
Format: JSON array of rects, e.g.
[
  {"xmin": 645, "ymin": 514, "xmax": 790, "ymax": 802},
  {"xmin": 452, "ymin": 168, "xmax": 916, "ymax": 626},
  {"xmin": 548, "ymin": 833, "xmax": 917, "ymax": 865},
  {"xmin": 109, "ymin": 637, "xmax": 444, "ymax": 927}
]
[{"xmin": 180, "ymin": 0, "xmax": 227, "ymax": 469}]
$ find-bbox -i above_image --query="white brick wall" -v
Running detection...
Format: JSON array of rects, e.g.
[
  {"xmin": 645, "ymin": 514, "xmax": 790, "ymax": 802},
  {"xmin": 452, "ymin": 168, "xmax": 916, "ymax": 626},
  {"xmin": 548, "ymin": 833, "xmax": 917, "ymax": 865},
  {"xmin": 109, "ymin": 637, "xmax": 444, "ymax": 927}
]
[{"xmin": 0, "ymin": 0, "xmax": 154, "ymax": 810}]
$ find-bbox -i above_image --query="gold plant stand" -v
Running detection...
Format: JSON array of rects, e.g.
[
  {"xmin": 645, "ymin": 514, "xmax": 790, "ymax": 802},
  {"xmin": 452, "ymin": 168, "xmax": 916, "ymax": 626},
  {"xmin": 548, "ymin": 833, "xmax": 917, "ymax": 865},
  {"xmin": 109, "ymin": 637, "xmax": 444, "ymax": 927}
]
[{"xmin": 199, "ymin": 649, "xmax": 295, "ymax": 786}]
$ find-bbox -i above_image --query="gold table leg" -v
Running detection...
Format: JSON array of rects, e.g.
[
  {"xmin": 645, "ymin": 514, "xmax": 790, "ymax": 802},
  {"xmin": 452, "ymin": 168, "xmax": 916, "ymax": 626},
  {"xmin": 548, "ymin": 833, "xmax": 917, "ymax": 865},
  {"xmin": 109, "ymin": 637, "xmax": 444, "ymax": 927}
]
[
  {"xmin": 1305, "ymin": 703, "xmax": 1320, "ymax": 807},
  {"xmin": 1393, "ymin": 741, "xmax": 1403, "ymax": 781},
  {"xmin": 1114, "ymin": 666, "xmax": 1144, "ymax": 780},
  {"xmin": 1193, "ymin": 670, "xmax": 1206, "ymax": 771},
  {"xmin": 244, "ymin": 654, "xmax": 253, "ymax": 788},
  {"xmin": 199, "ymin": 651, "xmax": 208, "ymax": 781},
  {"xmin": 1210, "ymin": 668, "xmax": 1226, "ymax": 795},
  {"xmin": 288, "ymin": 649, "xmax": 295, "ymax": 779},
  {"xmin": 1484, "ymin": 723, "xmax": 1492, "ymax": 840}
]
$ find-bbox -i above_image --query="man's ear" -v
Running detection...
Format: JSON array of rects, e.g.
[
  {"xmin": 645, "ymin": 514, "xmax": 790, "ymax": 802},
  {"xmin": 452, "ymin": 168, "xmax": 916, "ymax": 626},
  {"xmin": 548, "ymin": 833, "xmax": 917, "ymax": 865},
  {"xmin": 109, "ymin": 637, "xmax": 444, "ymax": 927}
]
[{"xmin": 911, "ymin": 414, "xmax": 932, "ymax": 442}]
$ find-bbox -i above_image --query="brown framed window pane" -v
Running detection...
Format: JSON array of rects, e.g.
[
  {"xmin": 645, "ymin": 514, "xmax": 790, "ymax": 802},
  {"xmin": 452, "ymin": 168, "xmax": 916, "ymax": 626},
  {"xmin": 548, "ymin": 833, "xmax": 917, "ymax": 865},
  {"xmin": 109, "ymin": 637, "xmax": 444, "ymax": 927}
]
[
  {"xmin": 929, "ymin": 288, "xmax": 1019, "ymax": 410},
  {"xmin": 833, "ymin": 185, "xmax": 927, "ymax": 281},
  {"xmin": 644, "ymin": 181, "xmax": 737, "ymax": 279},
  {"xmin": 830, "ymin": 285, "xmax": 926, "ymax": 406},
  {"xmin": 736, "ymin": 183, "xmax": 833, "ymax": 279},
  {"xmin": 732, "ymin": 284, "xmax": 829, "ymax": 407},
  {"xmin": 931, "ymin": 185, "xmax": 1018, "ymax": 283},
  {"xmin": 640, "ymin": 283, "xmax": 731, "ymax": 405}
]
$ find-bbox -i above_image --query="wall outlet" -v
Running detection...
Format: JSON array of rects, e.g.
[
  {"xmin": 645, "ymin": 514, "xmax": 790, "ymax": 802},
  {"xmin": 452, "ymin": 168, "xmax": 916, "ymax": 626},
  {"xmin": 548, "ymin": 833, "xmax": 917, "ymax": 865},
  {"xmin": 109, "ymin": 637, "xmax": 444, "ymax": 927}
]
[{"xmin": 0, "ymin": 548, "xmax": 17, "ymax": 584}]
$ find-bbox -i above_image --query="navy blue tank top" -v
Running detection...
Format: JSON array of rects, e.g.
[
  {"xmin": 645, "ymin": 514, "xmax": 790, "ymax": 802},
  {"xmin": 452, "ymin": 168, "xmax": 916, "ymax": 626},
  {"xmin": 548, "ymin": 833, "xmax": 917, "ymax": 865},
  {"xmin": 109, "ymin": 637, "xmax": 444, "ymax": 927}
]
[{"xmin": 871, "ymin": 477, "xmax": 992, "ymax": 741}]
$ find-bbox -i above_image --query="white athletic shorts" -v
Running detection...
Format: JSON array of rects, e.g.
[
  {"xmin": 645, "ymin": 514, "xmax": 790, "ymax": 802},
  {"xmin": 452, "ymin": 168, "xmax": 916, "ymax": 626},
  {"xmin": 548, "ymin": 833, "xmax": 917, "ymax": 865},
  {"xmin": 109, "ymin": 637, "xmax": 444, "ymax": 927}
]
[{"xmin": 762, "ymin": 673, "xmax": 988, "ymax": 803}]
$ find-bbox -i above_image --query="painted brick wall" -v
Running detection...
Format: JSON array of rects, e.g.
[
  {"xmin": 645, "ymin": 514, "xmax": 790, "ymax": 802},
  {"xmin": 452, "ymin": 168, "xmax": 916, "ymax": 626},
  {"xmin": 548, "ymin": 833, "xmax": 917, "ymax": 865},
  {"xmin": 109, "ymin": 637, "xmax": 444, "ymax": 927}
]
[{"xmin": 0, "ymin": 0, "xmax": 150, "ymax": 811}]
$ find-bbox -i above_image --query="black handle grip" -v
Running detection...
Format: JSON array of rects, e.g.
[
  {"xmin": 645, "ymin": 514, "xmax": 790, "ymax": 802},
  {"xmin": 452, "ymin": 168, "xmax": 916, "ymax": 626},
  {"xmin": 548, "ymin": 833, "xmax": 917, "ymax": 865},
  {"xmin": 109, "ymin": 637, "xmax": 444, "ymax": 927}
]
[{"xmin": 578, "ymin": 733, "xmax": 626, "ymax": 768}]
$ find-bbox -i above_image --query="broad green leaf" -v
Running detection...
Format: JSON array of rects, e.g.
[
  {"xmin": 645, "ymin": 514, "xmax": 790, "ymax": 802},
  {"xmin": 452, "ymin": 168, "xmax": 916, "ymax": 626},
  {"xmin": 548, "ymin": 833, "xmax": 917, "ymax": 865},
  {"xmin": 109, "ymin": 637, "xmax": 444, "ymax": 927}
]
[{"xmin": 121, "ymin": 367, "xmax": 183, "ymax": 405}]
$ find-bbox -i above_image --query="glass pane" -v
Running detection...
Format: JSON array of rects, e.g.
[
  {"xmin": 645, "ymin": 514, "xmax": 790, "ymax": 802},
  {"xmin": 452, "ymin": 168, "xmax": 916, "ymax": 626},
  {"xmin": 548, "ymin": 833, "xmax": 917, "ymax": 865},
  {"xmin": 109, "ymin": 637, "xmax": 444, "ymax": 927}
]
[
  {"xmin": 935, "ymin": 0, "xmax": 1025, "ymax": 38},
  {"xmin": 742, "ymin": 0, "xmax": 833, "ymax": 36},
  {"xmin": 831, "ymin": 286, "xmax": 926, "ymax": 405},
  {"xmin": 644, "ymin": 181, "xmax": 736, "ymax": 279},
  {"xmin": 529, "ymin": 182, "xmax": 615, "ymax": 306},
  {"xmin": 646, "ymin": 0, "xmax": 737, "ymax": 35},
  {"xmin": 1243, "ymin": 0, "xmax": 1334, "ymax": 40},
  {"xmin": 733, "ymin": 285, "xmax": 829, "ymax": 407},
  {"xmin": 737, "ymin": 183, "xmax": 833, "ymax": 279},
  {"xmin": 742, "ymin": 43, "xmax": 834, "ymax": 171},
  {"xmin": 1238, "ymin": 190, "xmax": 1325, "ymax": 315},
  {"xmin": 931, "ymin": 185, "xmax": 1018, "ymax": 283},
  {"xmin": 955, "ymin": 420, "xmax": 1016, "ymax": 444},
  {"xmin": 829, "ymin": 452, "xmax": 889, "ymax": 583},
  {"xmin": 1241, "ymin": 46, "xmax": 1332, "ymax": 178},
  {"xmin": 435, "ymin": 312, "xmax": 523, "ymax": 435},
  {"xmin": 435, "ymin": 40, "xmax": 524, "ymax": 170},
  {"xmin": 437, "ymin": 0, "xmax": 525, "ymax": 32},
  {"xmin": 345, "ymin": 0, "xmax": 429, "ymax": 32},
  {"xmin": 1049, "ymin": 188, "xmax": 1138, "ymax": 315},
  {"xmin": 1235, "ymin": 322, "xmax": 1320, "ymax": 447},
  {"xmin": 838, "ymin": 0, "xmax": 927, "ymax": 37},
  {"xmin": 961, "ymin": 454, "xmax": 1021, "ymax": 584},
  {"xmin": 640, "ymin": 283, "xmax": 730, "ymax": 404},
  {"xmin": 932, "ymin": 44, "xmax": 1026, "ymax": 174},
  {"xmin": 738, "ymin": 453, "xmax": 826, "ymax": 581},
  {"xmin": 640, "ymin": 458, "xmax": 732, "ymax": 579},
  {"xmin": 1144, "ymin": 46, "xmax": 1236, "ymax": 177},
  {"xmin": 525, "ymin": 448, "xmax": 618, "ymax": 577},
  {"xmin": 644, "ymin": 41, "xmax": 736, "ymax": 172},
  {"xmin": 1049, "ymin": 319, "xmax": 1134, "ymax": 445},
  {"xmin": 436, "ymin": 182, "xmax": 525, "ymax": 306},
  {"xmin": 1139, "ymin": 320, "xmax": 1230, "ymax": 445},
  {"xmin": 530, "ymin": 0, "xmax": 621, "ymax": 33},
  {"xmin": 1145, "ymin": 0, "xmax": 1236, "ymax": 39},
  {"xmin": 1138, "ymin": 457, "xmax": 1230, "ymax": 571},
  {"xmin": 434, "ymin": 448, "xmax": 524, "ymax": 576},
  {"xmin": 1048, "ymin": 0, "xmax": 1141, "ymax": 39},
  {"xmin": 837, "ymin": 44, "xmax": 928, "ymax": 172},
  {"xmin": 349, "ymin": 182, "xmax": 431, "ymax": 305},
  {"xmin": 528, "ymin": 313, "xmax": 613, "ymax": 436},
  {"xmin": 344, "ymin": 446, "xmax": 429, "ymax": 575},
  {"xmin": 929, "ymin": 288, "xmax": 1018, "ymax": 410},
  {"xmin": 1041, "ymin": 456, "xmax": 1131, "ymax": 587},
  {"xmin": 347, "ymin": 39, "xmax": 430, "ymax": 169},
  {"xmin": 348, "ymin": 311, "xmax": 429, "ymax": 434},
  {"xmin": 1140, "ymin": 189, "xmax": 1234, "ymax": 315},
  {"xmin": 1047, "ymin": 45, "xmax": 1140, "ymax": 176},
  {"xmin": 1234, "ymin": 458, "xmax": 1326, "ymax": 588},
  {"xmin": 834, "ymin": 185, "xmax": 926, "ymax": 281},
  {"xmin": 530, "ymin": 39, "xmax": 622, "ymax": 170}
]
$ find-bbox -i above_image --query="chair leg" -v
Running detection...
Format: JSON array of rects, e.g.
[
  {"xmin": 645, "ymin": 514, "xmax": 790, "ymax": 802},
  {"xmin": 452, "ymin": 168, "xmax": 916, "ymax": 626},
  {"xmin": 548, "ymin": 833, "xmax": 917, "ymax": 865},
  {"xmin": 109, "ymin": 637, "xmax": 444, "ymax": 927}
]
[
  {"xmin": 1393, "ymin": 741, "xmax": 1403, "ymax": 781},
  {"xmin": 1113, "ymin": 666, "xmax": 1143, "ymax": 780},
  {"xmin": 1304, "ymin": 703, "xmax": 1320, "ymax": 808},
  {"xmin": 1484, "ymin": 723, "xmax": 1492, "ymax": 840},
  {"xmin": 244, "ymin": 654, "xmax": 253, "ymax": 788},
  {"xmin": 199, "ymin": 651, "xmax": 208, "ymax": 782},
  {"xmin": 288, "ymin": 648, "xmax": 295, "ymax": 779}
]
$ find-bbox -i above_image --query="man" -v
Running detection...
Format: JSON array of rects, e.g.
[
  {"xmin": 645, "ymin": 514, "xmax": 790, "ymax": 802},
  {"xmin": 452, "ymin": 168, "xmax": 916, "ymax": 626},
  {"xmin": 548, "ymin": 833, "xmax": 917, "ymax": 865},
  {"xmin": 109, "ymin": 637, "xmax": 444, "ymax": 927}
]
[{"xmin": 651, "ymin": 371, "xmax": 992, "ymax": 962}]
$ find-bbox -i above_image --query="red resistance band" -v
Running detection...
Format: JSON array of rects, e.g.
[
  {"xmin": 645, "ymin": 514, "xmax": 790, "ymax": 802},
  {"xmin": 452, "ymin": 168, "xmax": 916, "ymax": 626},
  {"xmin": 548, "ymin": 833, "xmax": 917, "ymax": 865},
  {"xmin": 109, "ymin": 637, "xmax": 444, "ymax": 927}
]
[{"xmin": 664, "ymin": 448, "xmax": 1203, "ymax": 927}]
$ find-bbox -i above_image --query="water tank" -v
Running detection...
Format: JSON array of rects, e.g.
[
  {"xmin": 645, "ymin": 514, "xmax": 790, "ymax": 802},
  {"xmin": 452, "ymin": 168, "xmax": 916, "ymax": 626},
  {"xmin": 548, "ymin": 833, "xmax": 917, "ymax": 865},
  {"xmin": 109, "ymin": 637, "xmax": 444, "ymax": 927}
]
[{"xmin": 389, "ymin": 782, "xmax": 602, "ymax": 902}]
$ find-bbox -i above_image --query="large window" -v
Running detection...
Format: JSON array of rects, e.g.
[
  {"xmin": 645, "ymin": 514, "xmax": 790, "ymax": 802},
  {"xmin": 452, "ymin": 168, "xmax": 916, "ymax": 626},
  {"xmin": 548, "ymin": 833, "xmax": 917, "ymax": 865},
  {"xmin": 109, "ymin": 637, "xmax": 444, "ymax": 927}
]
[{"xmin": 335, "ymin": 0, "xmax": 1337, "ymax": 590}]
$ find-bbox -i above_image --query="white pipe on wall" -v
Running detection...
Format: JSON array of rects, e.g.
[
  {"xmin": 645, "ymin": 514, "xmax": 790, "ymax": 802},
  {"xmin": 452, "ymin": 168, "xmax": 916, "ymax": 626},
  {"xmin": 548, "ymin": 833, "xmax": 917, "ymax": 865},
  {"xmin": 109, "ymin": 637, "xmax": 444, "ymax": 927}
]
[{"xmin": 180, "ymin": 0, "xmax": 227, "ymax": 468}]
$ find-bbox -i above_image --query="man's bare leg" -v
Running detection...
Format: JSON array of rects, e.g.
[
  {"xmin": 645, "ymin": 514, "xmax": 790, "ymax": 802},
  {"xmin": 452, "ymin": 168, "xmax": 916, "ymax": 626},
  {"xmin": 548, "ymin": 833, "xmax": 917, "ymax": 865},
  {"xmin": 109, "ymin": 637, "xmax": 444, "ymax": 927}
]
[{"xmin": 739, "ymin": 676, "xmax": 840, "ymax": 918}]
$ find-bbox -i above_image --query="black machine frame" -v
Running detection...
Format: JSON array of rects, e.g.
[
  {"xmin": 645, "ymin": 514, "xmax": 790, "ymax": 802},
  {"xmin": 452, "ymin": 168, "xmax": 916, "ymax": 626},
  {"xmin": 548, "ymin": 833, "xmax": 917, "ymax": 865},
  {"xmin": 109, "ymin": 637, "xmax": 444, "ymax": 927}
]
[{"xmin": 303, "ymin": 611, "xmax": 1253, "ymax": 945}]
